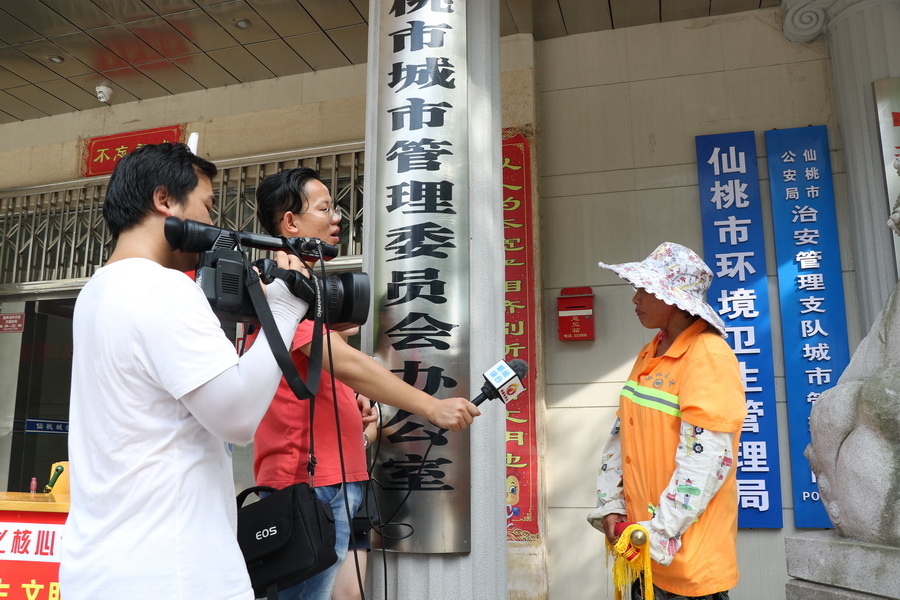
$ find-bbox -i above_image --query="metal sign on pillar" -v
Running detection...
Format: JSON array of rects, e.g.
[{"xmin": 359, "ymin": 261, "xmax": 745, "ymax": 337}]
[{"xmin": 369, "ymin": 0, "xmax": 471, "ymax": 553}]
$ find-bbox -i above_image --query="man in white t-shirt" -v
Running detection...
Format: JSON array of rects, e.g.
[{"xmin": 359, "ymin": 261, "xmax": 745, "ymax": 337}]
[{"xmin": 59, "ymin": 143, "xmax": 312, "ymax": 600}]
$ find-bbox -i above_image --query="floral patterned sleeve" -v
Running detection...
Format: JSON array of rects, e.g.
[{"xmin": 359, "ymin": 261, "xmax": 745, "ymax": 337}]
[
  {"xmin": 586, "ymin": 419, "xmax": 627, "ymax": 531},
  {"xmin": 639, "ymin": 420, "xmax": 735, "ymax": 566}
]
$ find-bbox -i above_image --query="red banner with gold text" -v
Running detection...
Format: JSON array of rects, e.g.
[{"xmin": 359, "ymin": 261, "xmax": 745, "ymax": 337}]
[
  {"xmin": 82, "ymin": 125, "xmax": 184, "ymax": 177},
  {"xmin": 502, "ymin": 129, "xmax": 539, "ymax": 541}
]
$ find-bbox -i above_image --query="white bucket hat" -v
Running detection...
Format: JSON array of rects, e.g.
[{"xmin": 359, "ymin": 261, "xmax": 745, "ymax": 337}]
[{"xmin": 598, "ymin": 242, "xmax": 726, "ymax": 337}]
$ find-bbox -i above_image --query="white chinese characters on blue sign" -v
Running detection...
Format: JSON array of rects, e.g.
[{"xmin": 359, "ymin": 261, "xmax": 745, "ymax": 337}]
[
  {"xmin": 696, "ymin": 131, "xmax": 783, "ymax": 528},
  {"xmin": 765, "ymin": 125, "xmax": 848, "ymax": 529}
]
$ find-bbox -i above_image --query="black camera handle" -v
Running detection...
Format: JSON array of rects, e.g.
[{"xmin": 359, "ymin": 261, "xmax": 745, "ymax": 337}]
[{"xmin": 243, "ymin": 259, "xmax": 325, "ymax": 479}]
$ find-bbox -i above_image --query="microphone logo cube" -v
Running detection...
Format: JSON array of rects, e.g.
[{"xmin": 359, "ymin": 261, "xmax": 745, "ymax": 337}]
[
  {"xmin": 486, "ymin": 361, "xmax": 514, "ymax": 388},
  {"xmin": 485, "ymin": 360, "xmax": 526, "ymax": 404},
  {"xmin": 499, "ymin": 381, "xmax": 523, "ymax": 403}
]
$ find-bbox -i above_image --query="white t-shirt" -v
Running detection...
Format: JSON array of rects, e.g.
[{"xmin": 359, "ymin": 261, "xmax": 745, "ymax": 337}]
[{"xmin": 60, "ymin": 258, "xmax": 251, "ymax": 600}]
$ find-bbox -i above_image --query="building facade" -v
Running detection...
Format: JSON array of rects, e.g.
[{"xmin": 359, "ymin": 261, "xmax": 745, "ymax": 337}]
[{"xmin": 2, "ymin": 3, "xmax": 899, "ymax": 598}]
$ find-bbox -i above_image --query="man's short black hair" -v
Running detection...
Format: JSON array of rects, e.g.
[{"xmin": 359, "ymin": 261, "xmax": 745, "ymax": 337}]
[
  {"xmin": 255, "ymin": 167, "xmax": 322, "ymax": 236},
  {"xmin": 103, "ymin": 142, "xmax": 217, "ymax": 239}
]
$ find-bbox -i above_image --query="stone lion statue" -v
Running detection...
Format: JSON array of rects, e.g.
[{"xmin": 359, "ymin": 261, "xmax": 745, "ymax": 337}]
[{"xmin": 805, "ymin": 156, "xmax": 900, "ymax": 546}]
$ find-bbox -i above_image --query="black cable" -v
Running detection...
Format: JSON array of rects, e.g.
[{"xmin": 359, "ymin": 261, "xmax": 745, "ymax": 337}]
[
  {"xmin": 372, "ymin": 415, "xmax": 388, "ymax": 600},
  {"xmin": 371, "ymin": 421, "xmax": 443, "ymax": 538},
  {"xmin": 361, "ymin": 405, "xmax": 389, "ymax": 600},
  {"xmin": 364, "ymin": 424, "xmax": 443, "ymax": 600},
  {"xmin": 289, "ymin": 249, "xmax": 452, "ymax": 600},
  {"xmin": 313, "ymin": 251, "xmax": 367, "ymax": 600},
  {"xmin": 349, "ymin": 399, "xmax": 381, "ymax": 600},
  {"xmin": 272, "ymin": 240, "xmax": 358, "ymax": 597}
]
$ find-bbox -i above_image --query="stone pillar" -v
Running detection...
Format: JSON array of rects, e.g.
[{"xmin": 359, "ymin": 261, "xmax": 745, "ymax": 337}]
[
  {"xmin": 362, "ymin": 0, "xmax": 506, "ymax": 597},
  {"xmin": 784, "ymin": 0, "xmax": 900, "ymax": 330},
  {"xmin": 782, "ymin": 3, "xmax": 900, "ymax": 598}
]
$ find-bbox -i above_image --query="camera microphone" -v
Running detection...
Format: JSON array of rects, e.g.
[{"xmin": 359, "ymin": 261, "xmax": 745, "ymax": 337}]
[
  {"xmin": 164, "ymin": 217, "xmax": 338, "ymax": 260},
  {"xmin": 285, "ymin": 236, "xmax": 336, "ymax": 259},
  {"xmin": 473, "ymin": 359, "xmax": 528, "ymax": 406}
]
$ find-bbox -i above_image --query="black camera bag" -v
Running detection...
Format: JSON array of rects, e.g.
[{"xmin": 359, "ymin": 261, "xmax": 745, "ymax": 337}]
[
  {"xmin": 236, "ymin": 483, "xmax": 337, "ymax": 599},
  {"xmin": 236, "ymin": 268, "xmax": 336, "ymax": 599}
]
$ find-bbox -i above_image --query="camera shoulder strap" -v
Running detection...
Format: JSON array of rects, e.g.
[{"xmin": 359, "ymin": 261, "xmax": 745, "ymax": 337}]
[
  {"xmin": 244, "ymin": 266, "xmax": 324, "ymax": 402},
  {"xmin": 245, "ymin": 264, "xmax": 326, "ymax": 484}
]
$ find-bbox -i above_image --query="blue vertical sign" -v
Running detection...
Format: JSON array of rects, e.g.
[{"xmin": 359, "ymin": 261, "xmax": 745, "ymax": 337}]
[
  {"xmin": 765, "ymin": 125, "xmax": 848, "ymax": 529},
  {"xmin": 696, "ymin": 131, "xmax": 783, "ymax": 528}
]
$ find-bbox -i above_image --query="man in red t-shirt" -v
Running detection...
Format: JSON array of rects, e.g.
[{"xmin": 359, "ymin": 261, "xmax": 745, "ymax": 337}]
[{"xmin": 254, "ymin": 167, "xmax": 481, "ymax": 600}]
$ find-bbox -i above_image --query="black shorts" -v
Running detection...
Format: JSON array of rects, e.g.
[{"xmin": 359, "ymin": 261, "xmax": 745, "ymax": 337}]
[{"xmin": 348, "ymin": 529, "xmax": 370, "ymax": 551}]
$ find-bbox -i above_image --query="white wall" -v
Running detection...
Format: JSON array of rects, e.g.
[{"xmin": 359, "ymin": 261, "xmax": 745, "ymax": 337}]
[
  {"xmin": 534, "ymin": 8, "xmax": 858, "ymax": 600},
  {"xmin": 0, "ymin": 64, "xmax": 367, "ymax": 190}
]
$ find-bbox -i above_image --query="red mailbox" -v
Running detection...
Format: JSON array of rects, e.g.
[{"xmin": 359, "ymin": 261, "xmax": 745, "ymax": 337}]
[{"xmin": 557, "ymin": 287, "xmax": 595, "ymax": 341}]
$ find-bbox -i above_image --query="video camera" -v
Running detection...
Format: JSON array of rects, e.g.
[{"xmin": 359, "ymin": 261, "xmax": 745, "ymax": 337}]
[{"xmin": 164, "ymin": 217, "xmax": 370, "ymax": 327}]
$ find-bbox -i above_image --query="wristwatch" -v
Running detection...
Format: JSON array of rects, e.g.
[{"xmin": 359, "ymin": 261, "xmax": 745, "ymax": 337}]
[{"xmin": 363, "ymin": 432, "xmax": 370, "ymax": 449}]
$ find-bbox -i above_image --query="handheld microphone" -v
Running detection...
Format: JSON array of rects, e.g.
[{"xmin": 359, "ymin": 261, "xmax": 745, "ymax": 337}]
[
  {"xmin": 473, "ymin": 359, "xmax": 528, "ymax": 406},
  {"xmin": 44, "ymin": 464, "xmax": 64, "ymax": 493}
]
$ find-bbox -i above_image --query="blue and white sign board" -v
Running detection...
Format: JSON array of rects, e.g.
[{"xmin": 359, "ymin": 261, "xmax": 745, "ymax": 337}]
[
  {"xmin": 696, "ymin": 131, "xmax": 783, "ymax": 528},
  {"xmin": 25, "ymin": 419, "xmax": 69, "ymax": 435},
  {"xmin": 764, "ymin": 125, "xmax": 848, "ymax": 529}
]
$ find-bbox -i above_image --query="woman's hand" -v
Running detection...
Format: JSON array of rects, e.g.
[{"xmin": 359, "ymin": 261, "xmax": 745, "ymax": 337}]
[{"xmin": 601, "ymin": 513, "xmax": 629, "ymax": 544}]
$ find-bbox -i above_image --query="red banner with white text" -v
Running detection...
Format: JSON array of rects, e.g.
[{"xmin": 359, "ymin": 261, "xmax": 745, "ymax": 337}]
[{"xmin": 0, "ymin": 510, "xmax": 65, "ymax": 599}]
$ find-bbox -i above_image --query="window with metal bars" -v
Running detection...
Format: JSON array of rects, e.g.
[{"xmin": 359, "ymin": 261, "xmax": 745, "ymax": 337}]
[{"xmin": 0, "ymin": 145, "xmax": 365, "ymax": 288}]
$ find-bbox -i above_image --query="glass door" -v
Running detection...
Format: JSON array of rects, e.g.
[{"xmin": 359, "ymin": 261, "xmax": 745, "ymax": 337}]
[{"xmin": 9, "ymin": 299, "xmax": 74, "ymax": 492}]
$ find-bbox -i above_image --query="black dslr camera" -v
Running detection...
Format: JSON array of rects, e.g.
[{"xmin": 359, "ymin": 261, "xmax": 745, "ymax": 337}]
[{"xmin": 164, "ymin": 217, "xmax": 369, "ymax": 327}]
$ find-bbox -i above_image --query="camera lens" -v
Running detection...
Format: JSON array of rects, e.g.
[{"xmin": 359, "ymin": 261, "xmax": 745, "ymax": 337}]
[{"xmin": 322, "ymin": 272, "xmax": 370, "ymax": 326}]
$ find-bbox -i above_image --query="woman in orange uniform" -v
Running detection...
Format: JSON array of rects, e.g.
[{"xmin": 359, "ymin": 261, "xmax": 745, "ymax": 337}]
[{"xmin": 587, "ymin": 242, "xmax": 747, "ymax": 600}]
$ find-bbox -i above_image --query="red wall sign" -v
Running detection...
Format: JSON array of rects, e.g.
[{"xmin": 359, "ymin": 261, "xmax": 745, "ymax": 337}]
[
  {"xmin": 0, "ymin": 314, "xmax": 25, "ymax": 333},
  {"xmin": 81, "ymin": 125, "xmax": 184, "ymax": 177},
  {"xmin": 0, "ymin": 510, "xmax": 66, "ymax": 599},
  {"xmin": 502, "ymin": 129, "xmax": 540, "ymax": 541}
]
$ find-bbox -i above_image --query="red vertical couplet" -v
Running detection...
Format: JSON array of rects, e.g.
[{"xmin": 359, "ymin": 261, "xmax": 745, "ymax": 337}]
[{"xmin": 501, "ymin": 129, "xmax": 539, "ymax": 541}]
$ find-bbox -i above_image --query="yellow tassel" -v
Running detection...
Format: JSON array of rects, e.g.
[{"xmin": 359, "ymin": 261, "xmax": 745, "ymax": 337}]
[{"xmin": 606, "ymin": 523, "xmax": 653, "ymax": 600}]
